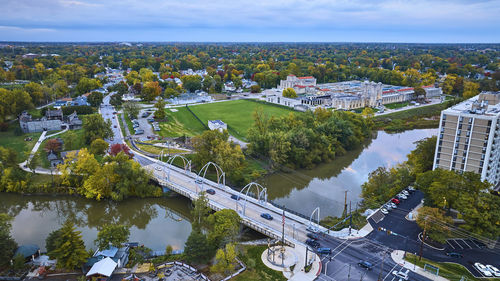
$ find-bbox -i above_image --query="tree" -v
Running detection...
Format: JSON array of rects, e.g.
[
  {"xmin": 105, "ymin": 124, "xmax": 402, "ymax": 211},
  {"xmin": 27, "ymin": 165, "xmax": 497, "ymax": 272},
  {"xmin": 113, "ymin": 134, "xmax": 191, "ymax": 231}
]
[
  {"xmin": 406, "ymin": 136, "xmax": 436, "ymax": 175},
  {"xmin": 139, "ymin": 68, "xmax": 156, "ymax": 82},
  {"xmin": 181, "ymin": 75, "xmax": 202, "ymax": 93},
  {"xmin": 191, "ymin": 192, "xmax": 211, "ymax": 230},
  {"xmin": 207, "ymin": 209, "xmax": 240, "ymax": 248},
  {"xmin": 75, "ymin": 78, "xmax": 102, "ymax": 96},
  {"xmin": 24, "ymin": 82, "xmax": 45, "ymax": 105},
  {"xmin": 109, "ymin": 144, "xmax": 133, "ymax": 158},
  {"xmin": 165, "ymin": 245, "xmax": 173, "ymax": 257},
  {"xmin": 0, "ymin": 213, "xmax": 18, "ymax": 266},
  {"xmin": 184, "ymin": 230, "xmax": 212, "ymax": 264},
  {"xmin": 109, "ymin": 94, "xmax": 123, "ymax": 107},
  {"xmin": 361, "ymin": 107, "xmax": 374, "ymax": 117},
  {"xmin": 164, "ymin": 88, "xmax": 179, "ymax": 98},
  {"xmin": 414, "ymin": 86, "xmax": 426, "ymax": 102},
  {"xmin": 282, "ymin": 87, "xmax": 297, "ymax": 98},
  {"xmin": 141, "ymin": 81, "xmax": 162, "ymax": 101},
  {"xmin": 90, "ymin": 138, "xmax": 109, "ymax": 156},
  {"xmin": 63, "ymin": 130, "xmax": 78, "ymax": 150},
  {"xmin": 123, "ymin": 102, "xmax": 140, "ymax": 119},
  {"xmin": 463, "ymin": 81, "xmax": 480, "ymax": 99},
  {"xmin": 211, "ymin": 243, "xmax": 237, "ymax": 274},
  {"xmin": 87, "ymin": 91, "xmax": 104, "ymax": 107},
  {"xmin": 49, "ymin": 221, "xmax": 88, "ymax": 269},
  {"xmin": 82, "ymin": 114, "xmax": 112, "ymax": 144},
  {"xmin": 416, "ymin": 207, "xmax": 453, "ymax": 243},
  {"xmin": 250, "ymin": 84, "xmax": 261, "ymax": 93},
  {"xmin": 45, "ymin": 229, "xmax": 62, "ymax": 257},
  {"xmin": 45, "ymin": 139, "xmax": 62, "ymax": 152},
  {"xmin": 95, "ymin": 224, "xmax": 130, "ymax": 249},
  {"xmin": 27, "ymin": 152, "xmax": 40, "ymax": 173},
  {"xmin": 154, "ymin": 100, "xmax": 166, "ymax": 120}
]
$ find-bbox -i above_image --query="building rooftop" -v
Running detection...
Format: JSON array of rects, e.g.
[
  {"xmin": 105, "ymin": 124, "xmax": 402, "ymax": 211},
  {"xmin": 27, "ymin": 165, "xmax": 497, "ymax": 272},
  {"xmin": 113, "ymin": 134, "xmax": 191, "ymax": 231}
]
[{"xmin": 444, "ymin": 91, "xmax": 500, "ymax": 117}]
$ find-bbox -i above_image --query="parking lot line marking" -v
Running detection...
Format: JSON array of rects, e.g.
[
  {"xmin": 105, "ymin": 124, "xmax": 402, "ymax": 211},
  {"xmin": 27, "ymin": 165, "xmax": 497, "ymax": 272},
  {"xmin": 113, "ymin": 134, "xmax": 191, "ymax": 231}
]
[
  {"xmin": 383, "ymin": 264, "xmax": 400, "ymax": 280},
  {"xmin": 468, "ymin": 239, "xmax": 480, "ymax": 248},
  {"xmin": 446, "ymin": 240, "xmax": 456, "ymax": 249},
  {"xmin": 332, "ymin": 241, "xmax": 353, "ymax": 258},
  {"xmin": 460, "ymin": 239, "xmax": 472, "ymax": 249},
  {"xmin": 453, "ymin": 239, "xmax": 464, "ymax": 249}
]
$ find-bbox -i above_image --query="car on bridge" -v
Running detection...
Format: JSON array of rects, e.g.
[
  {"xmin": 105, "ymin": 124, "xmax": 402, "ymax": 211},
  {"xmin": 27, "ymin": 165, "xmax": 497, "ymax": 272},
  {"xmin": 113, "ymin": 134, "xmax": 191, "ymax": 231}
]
[
  {"xmin": 307, "ymin": 233, "xmax": 319, "ymax": 240},
  {"xmin": 357, "ymin": 260, "xmax": 374, "ymax": 270},
  {"xmin": 230, "ymin": 194, "xmax": 240, "ymax": 200},
  {"xmin": 306, "ymin": 239, "xmax": 320, "ymax": 248},
  {"xmin": 260, "ymin": 213, "xmax": 273, "ymax": 220},
  {"xmin": 206, "ymin": 189, "xmax": 215, "ymax": 195}
]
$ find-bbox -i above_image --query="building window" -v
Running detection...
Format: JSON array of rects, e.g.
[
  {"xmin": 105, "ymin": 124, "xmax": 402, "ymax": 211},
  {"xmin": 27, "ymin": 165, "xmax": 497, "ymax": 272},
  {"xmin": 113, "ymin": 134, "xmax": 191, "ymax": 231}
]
[
  {"xmin": 459, "ymin": 116, "xmax": 464, "ymax": 122},
  {"xmin": 443, "ymin": 114, "xmax": 447, "ymax": 120},
  {"xmin": 461, "ymin": 163, "xmax": 465, "ymax": 170},
  {"xmin": 458, "ymin": 124, "xmax": 462, "ymax": 130},
  {"xmin": 455, "ymin": 143, "xmax": 459, "ymax": 149},
  {"xmin": 457, "ymin": 137, "xmax": 460, "ymax": 142},
  {"xmin": 453, "ymin": 156, "xmax": 457, "ymax": 161},
  {"xmin": 468, "ymin": 125, "xmax": 472, "ymax": 130},
  {"xmin": 469, "ymin": 118, "xmax": 473, "ymax": 124},
  {"xmin": 437, "ymin": 153, "xmax": 441, "ymax": 158},
  {"xmin": 457, "ymin": 130, "xmax": 461, "ymax": 135}
]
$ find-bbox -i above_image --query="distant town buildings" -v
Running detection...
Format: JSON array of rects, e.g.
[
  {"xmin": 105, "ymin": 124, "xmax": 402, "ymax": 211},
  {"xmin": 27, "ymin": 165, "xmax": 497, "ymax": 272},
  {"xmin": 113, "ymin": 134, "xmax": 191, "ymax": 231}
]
[
  {"xmin": 433, "ymin": 91, "xmax": 500, "ymax": 186},
  {"xmin": 279, "ymin": 75, "xmax": 317, "ymax": 94},
  {"xmin": 208, "ymin": 120, "xmax": 227, "ymax": 132},
  {"xmin": 19, "ymin": 109, "xmax": 82, "ymax": 133}
]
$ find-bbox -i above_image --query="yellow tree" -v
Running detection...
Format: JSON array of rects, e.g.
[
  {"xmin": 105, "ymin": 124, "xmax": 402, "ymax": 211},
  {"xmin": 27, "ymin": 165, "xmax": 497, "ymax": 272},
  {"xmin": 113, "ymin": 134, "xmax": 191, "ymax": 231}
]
[
  {"xmin": 463, "ymin": 81, "xmax": 480, "ymax": 99},
  {"xmin": 282, "ymin": 87, "xmax": 297, "ymax": 98}
]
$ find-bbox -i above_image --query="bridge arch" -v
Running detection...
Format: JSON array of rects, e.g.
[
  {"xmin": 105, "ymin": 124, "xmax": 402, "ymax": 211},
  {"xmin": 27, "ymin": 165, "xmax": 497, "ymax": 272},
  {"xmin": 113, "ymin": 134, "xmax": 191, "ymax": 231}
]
[
  {"xmin": 166, "ymin": 154, "xmax": 192, "ymax": 181},
  {"xmin": 309, "ymin": 207, "xmax": 320, "ymax": 232},
  {"xmin": 197, "ymin": 161, "xmax": 226, "ymax": 192},
  {"xmin": 237, "ymin": 182, "xmax": 268, "ymax": 215}
]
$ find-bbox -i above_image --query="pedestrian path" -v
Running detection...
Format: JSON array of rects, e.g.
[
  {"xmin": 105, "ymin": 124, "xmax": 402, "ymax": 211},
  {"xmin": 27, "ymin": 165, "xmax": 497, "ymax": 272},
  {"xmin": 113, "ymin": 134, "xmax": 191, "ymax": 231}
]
[
  {"xmin": 260, "ymin": 244, "xmax": 321, "ymax": 281},
  {"xmin": 391, "ymin": 250, "xmax": 449, "ymax": 281}
]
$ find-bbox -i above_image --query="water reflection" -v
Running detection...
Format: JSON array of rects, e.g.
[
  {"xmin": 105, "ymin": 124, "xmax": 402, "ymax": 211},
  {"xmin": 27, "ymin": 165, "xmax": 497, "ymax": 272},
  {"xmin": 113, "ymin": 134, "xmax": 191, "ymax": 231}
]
[
  {"xmin": 0, "ymin": 194, "xmax": 192, "ymax": 251},
  {"xmin": 260, "ymin": 129, "xmax": 437, "ymax": 219}
]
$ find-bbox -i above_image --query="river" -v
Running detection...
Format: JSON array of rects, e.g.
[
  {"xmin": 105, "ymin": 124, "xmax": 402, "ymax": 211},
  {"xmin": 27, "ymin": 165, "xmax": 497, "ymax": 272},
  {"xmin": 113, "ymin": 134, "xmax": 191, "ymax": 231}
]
[
  {"xmin": 259, "ymin": 129, "xmax": 437, "ymax": 219},
  {"xmin": 1, "ymin": 129, "xmax": 436, "ymax": 251}
]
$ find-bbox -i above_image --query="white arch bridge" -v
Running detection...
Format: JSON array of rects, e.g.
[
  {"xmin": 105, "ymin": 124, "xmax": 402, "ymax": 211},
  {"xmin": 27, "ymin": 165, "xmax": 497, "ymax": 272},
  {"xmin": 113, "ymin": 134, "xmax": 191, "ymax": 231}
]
[{"xmin": 143, "ymin": 154, "xmax": 331, "ymax": 247}]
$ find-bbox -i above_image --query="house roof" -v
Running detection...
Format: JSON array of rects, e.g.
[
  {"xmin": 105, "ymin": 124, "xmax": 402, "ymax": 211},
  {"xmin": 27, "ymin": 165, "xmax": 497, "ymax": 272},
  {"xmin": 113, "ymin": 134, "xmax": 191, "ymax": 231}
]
[
  {"xmin": 15, "ymin": 244, "xmax": 39, "ymax": 258},
  {"xmin": 95, "ymin": 246, "xmax": 118, "ymax": 258},
  {"xmin": 209, "ymin": 120, "xmax": 225, "ymax": 125},
  {"xmin": 298, "ymin": 76, "xmax": 314, "ymax": 79},
  {"xmin": 86, "ymin": 257, "xmax": 117, "ymax": 277}
]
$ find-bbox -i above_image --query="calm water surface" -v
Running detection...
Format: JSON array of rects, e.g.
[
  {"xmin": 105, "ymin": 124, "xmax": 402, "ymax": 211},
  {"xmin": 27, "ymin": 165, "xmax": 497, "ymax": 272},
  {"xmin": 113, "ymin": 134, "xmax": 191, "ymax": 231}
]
[
  {"xmin": 0, "ymin": 194, "xmax": 192, "ymax": 251},
  {"xmin": 1, "ymin": 129, "xmax": 437, "ymax": 250},
  {"xmin": 260, "ymin": 129, "xmax": 437, "ymax": 219}
]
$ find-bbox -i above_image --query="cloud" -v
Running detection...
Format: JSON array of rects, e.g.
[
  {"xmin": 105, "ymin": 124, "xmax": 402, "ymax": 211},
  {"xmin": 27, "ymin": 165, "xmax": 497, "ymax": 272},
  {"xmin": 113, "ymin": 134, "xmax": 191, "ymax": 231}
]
[{"xmin": 0, "ymin": 25, "xmax": 56, "ymax": 33}]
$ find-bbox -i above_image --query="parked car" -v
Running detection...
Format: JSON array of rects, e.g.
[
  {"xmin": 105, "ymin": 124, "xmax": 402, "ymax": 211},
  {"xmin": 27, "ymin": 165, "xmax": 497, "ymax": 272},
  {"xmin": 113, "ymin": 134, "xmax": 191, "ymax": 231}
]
[
  {"xmin": 357, "ymin": 260, "xmax": 374, "ymax": 270},
  {"xmin": 392, "ymin": 269, "xmax": 409, "ymax": 280},
  {"xmin": 230, "ymin": 194, "xmax": 240, "ymax": 200},
  {"xmin": 260, "ymin": 213, "xmax": 273, "ymax": 220},
  {"xmin": 397, "ymin": 194, "xmax": 407, "ymax": 200},
  {"xmin": 141, "ymin": 112, "xmax": 149, "ymax": 118},
  {"xmin": 389, "ymin": 202, "xmax": 397, "ymax": 209},
  {"xmin": 206, "ymin": 189, "xmax": 215, "ymax": 195},
  {"xmin": 317, "ymin": 248, "xmax": 331, "ymax": 255},
  {"xmin": 391, "ymin": 198, "xmax": 400, "ymax": 204},
  {"xmin": 307, "ymin": 233, "xmax": 319, "ymax": 240},
  {"xmin": 134, "ymin": 129, "xmax": 144, "ymax": 135},
  {"xmin": 474, "ymin": 263, "xmax": 492, "ymax": 277},
  {"xmin": 445, "ymin": 252, "xmax": 463, "ymax": 258},
  {"xmin": 401, "ymin": 190, "xmax": 410, "ymax": 196},
  {"xmin": 380, "ymin": 208, "xmax": 389, "ymax": 215},
  {"xmin": 486, "ymin": 265, "xmax": 500, "ymax": 277},
  {"xmin": 305, "ymin": 239, "xmax": 320, "ymax": 248},
  {"xmin": 407, "ymin": 186, "xmax": 415, "ymax": 192},
  {"xmin": 114, "ymin": 125, "xmax": 117, "ymax": 128}
]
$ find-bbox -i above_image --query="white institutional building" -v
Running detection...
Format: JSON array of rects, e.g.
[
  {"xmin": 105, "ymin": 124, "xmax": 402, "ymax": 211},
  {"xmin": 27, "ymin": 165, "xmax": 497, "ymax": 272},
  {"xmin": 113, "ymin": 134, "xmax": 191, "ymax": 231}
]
[{"xmin": 279, "ymin": 75, "xmax": 317, "ymax": 94}]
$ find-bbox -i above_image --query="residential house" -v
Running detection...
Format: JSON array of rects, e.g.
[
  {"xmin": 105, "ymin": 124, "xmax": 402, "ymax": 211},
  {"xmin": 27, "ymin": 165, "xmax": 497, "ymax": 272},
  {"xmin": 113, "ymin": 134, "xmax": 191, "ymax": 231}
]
[
  {"xmin": 67, "ymin": 111, "xmax": 83, "ymax": 129},
  {"xmin": 86, "ymin": 257, "xmax": 117, "ymax": 281}
]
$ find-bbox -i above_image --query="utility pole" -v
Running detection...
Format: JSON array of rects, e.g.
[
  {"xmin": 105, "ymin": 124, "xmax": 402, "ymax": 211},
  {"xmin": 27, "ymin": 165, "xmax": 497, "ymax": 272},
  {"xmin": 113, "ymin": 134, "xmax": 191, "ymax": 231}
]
[
  {"xmin": 344, "ymin": 190, "xmax": 348, "ymax": 217},
  {"xmin": 419, "ymin": 216, "xmax": 428, "ymax": 261},
  {"xmin": 349, "ymin": 201, "xmax": 352, "ymax": 235},
  {"xmin": 377, "ymin": 252, "xmax": 386, "ymax": 281},
  {"xmin": 347, "ymin": 264, "xmax": 351, "ymax": 281}
]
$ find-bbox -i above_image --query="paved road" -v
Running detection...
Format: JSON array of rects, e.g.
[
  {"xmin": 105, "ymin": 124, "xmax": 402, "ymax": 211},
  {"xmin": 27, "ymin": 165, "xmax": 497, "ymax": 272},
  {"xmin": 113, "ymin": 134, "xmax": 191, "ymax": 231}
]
[{"xmin": 365, "ymin": 190, "xmax": 500, "ymax": 278}]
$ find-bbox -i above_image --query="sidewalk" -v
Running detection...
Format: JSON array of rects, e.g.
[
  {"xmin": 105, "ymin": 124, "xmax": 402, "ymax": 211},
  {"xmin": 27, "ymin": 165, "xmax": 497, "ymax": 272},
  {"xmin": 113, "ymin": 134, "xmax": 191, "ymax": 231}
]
[
  {"xmin": 261, "ymin": 244, "xmax": 321, "ymax": 281},
  {"xmin": 391, "ymin": 250, "xmax": 449, "ymax": 281}
]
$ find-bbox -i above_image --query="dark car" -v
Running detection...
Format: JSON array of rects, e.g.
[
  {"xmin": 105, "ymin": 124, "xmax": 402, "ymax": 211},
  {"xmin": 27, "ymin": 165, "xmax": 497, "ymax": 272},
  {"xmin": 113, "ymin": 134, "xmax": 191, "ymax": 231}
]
[
  {"xmin": 357, "ymin": 260, "xmax": 374, "ymax": 270},
  {"xmin": 305, "ymin": 239, "xmax": 320, "ymax": 248},
  {"xmin": 307, "ymin": 233, "xmax": 319, "ymax": 240},
  {"xmin": 391, "ymin": 198, "xmax": 400, "ymax": 204},
  {"xmin": 230, "ymin": 194, "xmax": 240, "ymax": 200},
  {"xmin": 446, "ymin": 252, "xmax": 463, "ymax": 258},
  {"xmin": 206, "ymin": 189, "xmax": 215, "ymax": 195},
  {"xmin": 317, "ymin": 248, "xmax": 331, "ymax": 255},
  {"xmin": 260, "ymin": 213, "xmax": 273, "ymax": 220}
]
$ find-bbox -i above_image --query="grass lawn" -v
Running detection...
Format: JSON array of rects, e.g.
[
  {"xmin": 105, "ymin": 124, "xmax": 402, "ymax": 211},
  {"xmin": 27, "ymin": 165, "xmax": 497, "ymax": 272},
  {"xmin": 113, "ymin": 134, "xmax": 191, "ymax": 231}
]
[
  {"xmin": 0, "ymin": 124, "xmax": 42, "ymax": 161},
  {"xmin": 135, "ymin": 143, "xmax": 189, "ymax": 155},
  {"xmin": 235, "ymin": 245, "xmax": 286, "ymax": 281},
  {"xmin": 405, "ymin": 253, "xmax": 500, "ymax": 281},
  {"xmin": 384, "ymin": 101, "xmax": 410, "ymax": 110},
  {"xmin": 38, "ymin": 129, "xmax": 87, "ymax": 168},
  {"xmin": 188, "ymin": 99, "xmax": 296, "ymax": 140},
  {"xmin": 158, "ymin": 107, "xmax": 207, "ymax": 138}
]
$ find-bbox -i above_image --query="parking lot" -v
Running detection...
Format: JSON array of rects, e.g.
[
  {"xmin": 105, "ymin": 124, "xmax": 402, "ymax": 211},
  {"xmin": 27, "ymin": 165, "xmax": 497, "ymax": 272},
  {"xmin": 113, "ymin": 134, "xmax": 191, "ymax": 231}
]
[
  {"xmin": 130, "ymin": 109, "xmax": 158, "ymax": 140},
  {"xmin": 446, "ymin": 238, "xmax": 485, "ymax": 250}
]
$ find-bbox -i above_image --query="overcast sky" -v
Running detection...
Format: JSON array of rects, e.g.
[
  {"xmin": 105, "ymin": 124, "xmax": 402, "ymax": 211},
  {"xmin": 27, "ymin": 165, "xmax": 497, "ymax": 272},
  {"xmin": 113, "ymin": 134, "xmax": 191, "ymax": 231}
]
[{"xmin": 1, "ymin": 0, "xmax": 499, "ymax": 43}]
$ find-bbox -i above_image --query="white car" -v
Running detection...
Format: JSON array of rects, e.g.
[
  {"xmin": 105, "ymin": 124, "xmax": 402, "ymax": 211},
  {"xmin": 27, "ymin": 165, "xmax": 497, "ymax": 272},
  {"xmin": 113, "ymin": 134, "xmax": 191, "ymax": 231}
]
[
  {"xmin": 407, "ymin": 186, "xmax": 415, "ymax": 191},
  {"xmin": 397, "ymin": 193, "xmax": 407, "ymax": 200},
  {"xmin": 390, "ymin": 202, "xmax": 397, "ymax": 209},
  {"xmin": 384, "ymin": 203, "xmax": 393, "ymax": 209},
  {"xmin": 380, "ymin": 208, "xmax": 389, "ymax": 215},
  {"xmin": 401, "ymin": 190, "xmax": 409, "ymax": 196},
  {"xmin": 486, "ymin": 265, "xmax": 500, "ymax": 277},
  {"xmin": 475, "ymin": 263, "xmax": 492, "ymax": 277},
  {"xmin": 392, "ymin": 269, "xmax": 409, "ymax": 280}
]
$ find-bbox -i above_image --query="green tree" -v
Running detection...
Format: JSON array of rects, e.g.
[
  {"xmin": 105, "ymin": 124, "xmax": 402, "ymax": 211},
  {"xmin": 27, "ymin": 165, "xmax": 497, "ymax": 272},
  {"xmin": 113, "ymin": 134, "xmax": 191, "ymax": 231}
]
[
  {"xmin": 24, "ymin": 82, "xmax": 44, "ymax": 105},
  {"xmin": 75, "ymin": 78, "xmax": 102, "ymax": 96},
  {"xmin": 181, "ymin": 75, "xmax": 202, "ymax": 93},
  {"xmin": 154, "ymin": 100, "xmax": 166, "ymax": 120},
  {"xmin": 82, "ymin": 114, "xmax": 112, "ymax": 144},
  {"xmin": 463, "ymin": 81, "xmax": 480, "ymax": 99},
  {"xmin": 165, "ymin": 245, "xmax": 173, "ymax": 257},
  {"xmin": 109, "ymin": 94, "xmax": 123, "ymax": 107},
  {"xmin": 184, "ymin": 230, "xmax": 212, "ymax": 264},
  {"xmin": 361, "ymin": 107, "xmax": 374, "ymax": 118},
  {"xmin": 406, "ymin": 136, "xmax": 436, "ymax": 176},
  {"xmin": 90, "ymin": 138, "xmax": 109, "ymax": 156},
  {"xmin": 282, "ymin": 88, "xmax": 297, "ymax": 98},
  {"xmin": 95, "ymin": 224, "xmax": 130, "ymax": 249},
  {"xmin": 45, "ymin": 229, "xmax": 62, "ymax": 257},
  {"xmin": 27, "ymin": 152, "xmax": 40, "ymax": 173},
  {"xmin": 87, "ymin": 91, "xmax": 104, "ymax": 107},
  {"xmin": 50, "ymin": 221, "xmax": 88, "ymax": 269},
  {"xmin": 416, "ymin": 207, "xmax": 454, "ymax": 243},
  {"xmin": 207, "ymin": 209, "xmax": 240, "ymax": 248},
  {"xmin": 414, "ymin": 86, "xmax": 426, "ymax": 102},
  {"xmin": 123, "ymin": 102, "xmax": 140, "ymax": 119},
  {"xmin": 191, "ymin": 192, "xmax": 211, "ymax": 230},
  {"xmin": 63, "ymin": 130, "xmax": 78, "ymax": 150},
  {"xmin": 250, "ymin": 84, "xmax": 261, "ymax": 93},
  {"xmin": 0, "ymin": 213, "xmax": 18, "ymax": 266}
]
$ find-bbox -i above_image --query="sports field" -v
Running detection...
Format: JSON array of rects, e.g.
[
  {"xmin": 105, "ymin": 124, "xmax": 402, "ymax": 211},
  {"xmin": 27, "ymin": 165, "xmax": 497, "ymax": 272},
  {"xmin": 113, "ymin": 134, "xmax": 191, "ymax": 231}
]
[{"xmin": 158, "ymin": 99, "xmax": 296, "ymax": 140}]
